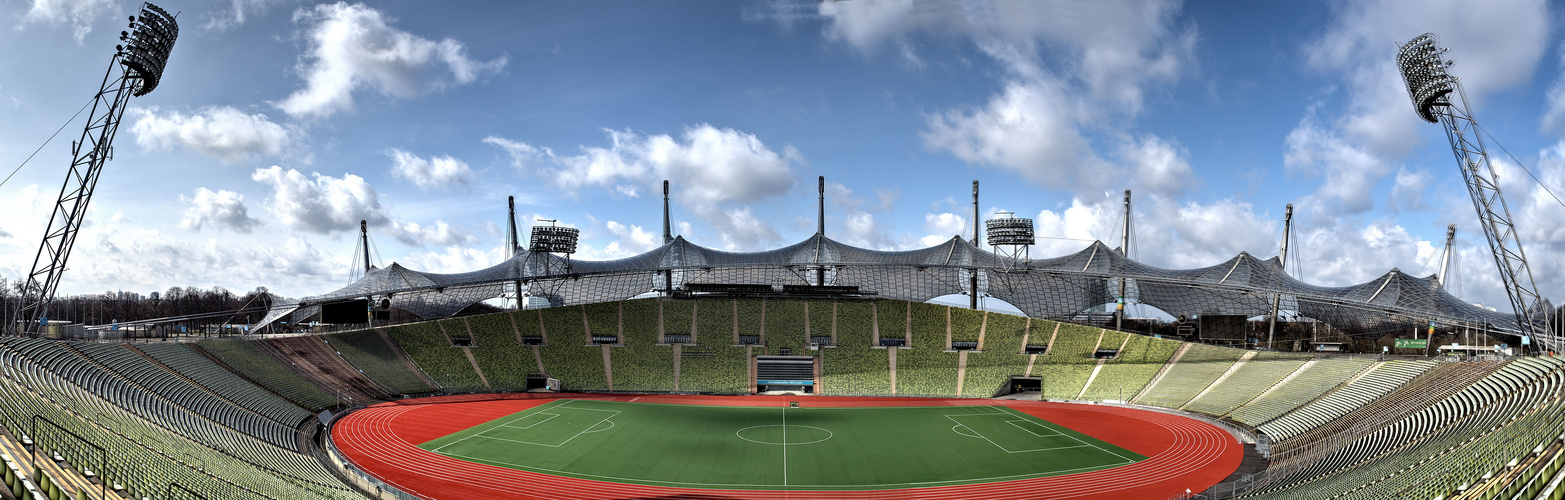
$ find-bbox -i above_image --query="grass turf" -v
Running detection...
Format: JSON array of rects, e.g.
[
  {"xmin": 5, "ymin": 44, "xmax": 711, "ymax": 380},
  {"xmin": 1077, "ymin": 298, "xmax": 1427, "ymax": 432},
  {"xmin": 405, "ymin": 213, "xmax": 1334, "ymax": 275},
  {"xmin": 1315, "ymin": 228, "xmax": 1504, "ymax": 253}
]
[{"xmin": 417, "ymin": 399, "xmax": 1146, "ymax": 490}]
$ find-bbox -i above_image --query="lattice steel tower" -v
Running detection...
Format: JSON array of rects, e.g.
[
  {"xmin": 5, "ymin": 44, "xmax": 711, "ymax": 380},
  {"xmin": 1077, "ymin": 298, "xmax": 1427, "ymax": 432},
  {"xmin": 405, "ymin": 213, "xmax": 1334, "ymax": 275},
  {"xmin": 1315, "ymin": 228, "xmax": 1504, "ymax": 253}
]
[
  {"xmin": 16, "ymin": 3, "xmax": 178, "ymax": 335},
  {"xmin": 1397, "ymin": 33, "xmax": 1554, "ymax": 349}
]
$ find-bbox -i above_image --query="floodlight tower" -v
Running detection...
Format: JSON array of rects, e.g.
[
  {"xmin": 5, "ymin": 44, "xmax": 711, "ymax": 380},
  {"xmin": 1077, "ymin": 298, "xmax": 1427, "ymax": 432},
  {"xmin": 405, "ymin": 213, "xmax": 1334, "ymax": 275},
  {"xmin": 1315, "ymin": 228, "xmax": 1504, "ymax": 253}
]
[
  {"xmin": 1397, "ymin": 33, "xmax": 1554, "ymax": 349},
  {"xmin": 528, "ymin": 220, "xmax": 579, "ymax": 277},
  {"xmin": 985, "ymin": 212, "xmax": 1033, "ymax": 272},
  {"xmin": 17, "ymin": 3, "xmax": 178, "ymax": 335}
]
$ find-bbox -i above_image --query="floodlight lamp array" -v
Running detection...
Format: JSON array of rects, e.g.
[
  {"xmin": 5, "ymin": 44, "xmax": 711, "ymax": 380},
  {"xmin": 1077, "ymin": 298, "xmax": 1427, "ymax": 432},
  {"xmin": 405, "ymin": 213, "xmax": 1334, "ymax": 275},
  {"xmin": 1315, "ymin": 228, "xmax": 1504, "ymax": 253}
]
[
  {"xmin": 985, "ymin": 216, "xmax": 1034, "ymax": 246},
  {"xmin": 529, "ymin": 225, "xmax": 579, "ymax": 254},
  {"xmin": 118, "ymin": 3, "xmax": 178, "ymax": 96},
  {"xmin": 1397, "ymin": 33, "xmax": 1455, "ymax": 123}
]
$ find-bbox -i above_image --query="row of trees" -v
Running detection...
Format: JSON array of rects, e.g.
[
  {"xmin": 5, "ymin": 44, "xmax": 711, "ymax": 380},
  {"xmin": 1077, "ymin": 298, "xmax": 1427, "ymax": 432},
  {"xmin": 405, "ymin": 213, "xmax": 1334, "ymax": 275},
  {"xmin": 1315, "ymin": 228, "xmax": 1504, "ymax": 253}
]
[{"xmin": 0, "ymin": 277, "xmax": 274, "ymax": 333}]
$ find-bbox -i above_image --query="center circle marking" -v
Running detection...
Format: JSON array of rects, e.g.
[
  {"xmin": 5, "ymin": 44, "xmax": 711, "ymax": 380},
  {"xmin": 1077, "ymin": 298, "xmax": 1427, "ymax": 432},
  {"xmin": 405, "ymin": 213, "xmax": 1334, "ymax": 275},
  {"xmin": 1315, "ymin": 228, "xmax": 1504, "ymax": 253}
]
[{"xmin": 735, "ymin": 425, "xmax": 834, "ymax": 445}]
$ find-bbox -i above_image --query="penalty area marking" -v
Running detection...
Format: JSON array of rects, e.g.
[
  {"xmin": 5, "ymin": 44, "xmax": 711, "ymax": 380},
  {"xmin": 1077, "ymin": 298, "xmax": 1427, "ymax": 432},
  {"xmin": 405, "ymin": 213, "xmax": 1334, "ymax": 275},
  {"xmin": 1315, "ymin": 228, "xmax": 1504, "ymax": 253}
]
[{"xmin": 434, "ymin": 400, "xmax": 621, "ymax": 451}]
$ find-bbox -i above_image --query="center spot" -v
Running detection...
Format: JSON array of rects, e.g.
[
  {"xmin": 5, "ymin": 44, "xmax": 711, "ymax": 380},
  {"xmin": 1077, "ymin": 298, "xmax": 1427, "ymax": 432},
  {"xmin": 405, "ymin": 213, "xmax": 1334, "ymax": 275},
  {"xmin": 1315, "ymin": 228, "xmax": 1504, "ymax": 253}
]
[{"xmin": 735, "ymin": 425, "xmax": 834, "ymax": 445}]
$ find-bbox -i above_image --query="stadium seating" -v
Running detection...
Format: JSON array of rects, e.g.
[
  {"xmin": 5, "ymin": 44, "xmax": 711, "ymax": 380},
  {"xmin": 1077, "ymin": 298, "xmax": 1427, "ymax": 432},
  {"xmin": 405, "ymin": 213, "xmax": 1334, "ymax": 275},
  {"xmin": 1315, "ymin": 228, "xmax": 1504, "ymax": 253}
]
[
  {"xmin": 678, "ymin": 342, "xmax": 750, "ymax": 393},
  {"xmin": 1182, "ymin": 351, "xmax": 1310, "ymax": 416},
  {"xmin": 821, "ymin": 300, "xmax": 891, "ymax": 395},
  {"xmin": 875, "ymin": 299, "xmax": 908, "ymax": 339},
  {"xmin": 1031, "ymin": 323, "xmax": 1103, "ymax": 399},
  {"xmin": 610, "ymin": 299, "xmax": 676, "ymax": 392},
  {"xmin": 7, "ymin": 296, "xmax": 1565, "ymax": 500},
  {"xmin": 385, "ymin": 321, "xmax": 488, "ymax": 392},
  {"xmin": 463, "ymin": 313, "xmax": 533, "ymax": 392},
  {"xmin": 584, "ymin": 302, "xmax": 619, "ymax": 339},
  {"xmin": 1132, "ymin": 342, "xmax": 1246, "ymax": 408},
  {"xmin": 1257, "ymin": 359, "xmax": 1436, "ymax": 442},
  {"xmin": 960, "ymin": 313, "xmax": 1029, "ymax": 397},
  {"xmin": 766, "ymin": 299, "xmax": 813, "ymax": 354},
  {"xmin": 1077, "ymin": 333, "xmax": 1181, "ymax": 402},
  {"xmin": 137, "ymin": 342, "xmax": 312, "ymax": 427},
  {"xmin": 0, "ymin": 338, "xmax": 359, "ymax": 500},
  {"xmin": 197, "ymin": 339, "xmax": 338, "ymax": 411},
  {"xmin": 660, "ymin": 299, "xmax": 694, "ymax": 342},
  {"xmin": 736, "ymin": 298, "xmax": 765, "ymax": 340},
  {"xmin": 1245, "ymin": 358, "xmax": 1563, "ymax": 499},
  {"xmin": 1227, "ymin": 357, "xmax": 1374, "ymax": 427},
  {"xmin": 320, "ymin": 329, "xmax": 434, "ymax": 395},
  {"xmin": 897, "ymin": 304, "xmax": 960, "ymax": 396},
  {"xmin": 536, "ymin": 306, "xmax": 609, "ymax": 391},
  {"xmin": 949, "ymin": 307, "xmax": 983, "ymax": 344}
]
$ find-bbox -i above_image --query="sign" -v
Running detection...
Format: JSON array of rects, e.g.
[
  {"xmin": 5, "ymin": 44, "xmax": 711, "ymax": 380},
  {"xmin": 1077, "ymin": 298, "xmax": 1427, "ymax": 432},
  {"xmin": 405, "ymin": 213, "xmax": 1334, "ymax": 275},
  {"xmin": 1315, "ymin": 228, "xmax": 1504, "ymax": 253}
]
[{"xmin": 1394, "ymin": 338, "xmax": 1428, "ymax": 349}]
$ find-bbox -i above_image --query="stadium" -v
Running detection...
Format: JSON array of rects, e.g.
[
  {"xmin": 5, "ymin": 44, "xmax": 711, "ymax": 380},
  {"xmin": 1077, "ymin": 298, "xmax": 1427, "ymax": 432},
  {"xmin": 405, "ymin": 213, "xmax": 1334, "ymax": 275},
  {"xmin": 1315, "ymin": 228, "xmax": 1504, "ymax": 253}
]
[{"xmin": 6, "ymin": 3, "xmax": 1565, "ymax": 500}]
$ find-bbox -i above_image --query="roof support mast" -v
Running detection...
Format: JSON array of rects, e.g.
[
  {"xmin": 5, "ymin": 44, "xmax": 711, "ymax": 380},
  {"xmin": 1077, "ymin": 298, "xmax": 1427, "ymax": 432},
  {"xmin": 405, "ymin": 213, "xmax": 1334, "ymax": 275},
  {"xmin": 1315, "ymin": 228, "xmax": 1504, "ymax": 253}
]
[
  {"xmin": 1267, "ymin": 203, "xmax": 1293, "ymax": 350},
  {"xmin": 663, "ymin": 181, "xmax": 673, "ymax": 294},
  {"xmin": 971, "ymin": 181, "xmax": 980, "ymax": 310},
  {"xmin": 1438, "ymin": 224, "xmax": 1456, "ymax": 290},
  {"xmin": 1398, "ymin": 33, "xmax": 1554, "ymax": 350},
  {"xmin": 1117, "ymin": 190, "xmax": 1131, "ymax": 332},
  {"xmin": 508, "ymin": 196, "xmax": 525, "ymax": 307},
  {"xmin": 360, "ymin": 220, "xmax": 372, "ymax": 274},
  {"xmin": 16, "ymin": 3, "xmax": 178, "ymax": 336},
  {"xmin": 816, "ymin": 176, "xmax": 826, "ymax": 287}
]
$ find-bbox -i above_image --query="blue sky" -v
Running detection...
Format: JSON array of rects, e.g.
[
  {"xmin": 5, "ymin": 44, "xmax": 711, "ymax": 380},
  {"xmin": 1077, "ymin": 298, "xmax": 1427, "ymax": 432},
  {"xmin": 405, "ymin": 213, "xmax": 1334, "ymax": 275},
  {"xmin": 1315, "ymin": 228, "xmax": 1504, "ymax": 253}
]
[{"xmin": 2, "ymin": 0, "xmax": 1563, "ymax": 313}]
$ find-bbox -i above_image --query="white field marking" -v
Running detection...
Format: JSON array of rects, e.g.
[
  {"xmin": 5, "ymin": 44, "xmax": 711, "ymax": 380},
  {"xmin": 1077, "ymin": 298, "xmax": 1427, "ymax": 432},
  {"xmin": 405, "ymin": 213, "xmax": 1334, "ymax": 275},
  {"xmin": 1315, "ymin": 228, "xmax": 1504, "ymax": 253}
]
[
  {"xmin": 346, "ymin": 401, "xmax": 1221, "ymax": 497},
  {"xmin": 441, "ymin": 405, "xmax": 622, "ymax": 450},
  {"xmin": 734, "ymin": 425, "xmax": 834, "ymax": 445},
  {"xmin": 435, "ymin": 449, "xmax": 1130, "ymax": 489},
  {"xmin": 431, "ymin": 399, "xmax": 571, "ymax": 453},
  {"xmin": 997, "ymin": 405, "xmax": 1139, "ymax": 463},
  {"xmin": 1006, "ymin": 419, "xmax": 1063, "ymax": 438},
  {"xmin": 348, "ymin": 402, "xmax": 1167, "ymax": 492},
  {"xmin": 952, "ymin": 424, "xmax": 982, "ymax": 438},
  {"xmin": 499, "ymin": 412, "xmax": 558, "ymax": 430},
  {"xmin": 781, "ymin": 404, "xmax": 788, "ymax": 486},
  {"xmin": 945, "ymin": 413, "xmax": 1110, "ymax": 454}
]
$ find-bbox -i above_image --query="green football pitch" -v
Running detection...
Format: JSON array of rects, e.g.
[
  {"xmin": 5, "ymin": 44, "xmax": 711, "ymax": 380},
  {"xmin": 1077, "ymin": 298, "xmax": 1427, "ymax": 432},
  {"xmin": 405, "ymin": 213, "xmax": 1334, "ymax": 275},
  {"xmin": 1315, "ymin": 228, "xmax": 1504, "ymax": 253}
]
[{"xmin": 418, "ymin": 399, "xmax": 1147, "ymax": 490}]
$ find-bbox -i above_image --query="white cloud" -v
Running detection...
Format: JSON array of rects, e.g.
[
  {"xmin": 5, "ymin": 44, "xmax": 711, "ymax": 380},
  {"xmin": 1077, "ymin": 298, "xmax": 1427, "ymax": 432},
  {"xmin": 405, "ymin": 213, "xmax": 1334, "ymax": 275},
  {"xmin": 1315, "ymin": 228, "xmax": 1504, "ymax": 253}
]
[
  {"xmin": 1283, "ymin": 110, "xmax": 1390, "ymax": 216},
  {"xmin": 1120, "ymin": 135, "xmax": 1194, "ymax": 195},
  {"xmin": 604, "ymin": 221, "xmax": 659, "ymax": 253},
  {"xmin": 388, "ymin": 220, "xmax": 474, "ymax": 247},
  {"xmin": 202, "ymin": 0, "xmax": 281, "ymax": 31},
  {"xmin": 872, "ymin": 1, "xmax": 1196, "ymax": 196},
  {"xmin": 1286, "ymin": 0, "xmax": 1548, "ymax": 214},
  {"xmin": 386, "ymin": 148, "xmax": 473, "ymax": 189},
  {"xmin": 487, "ymin": 124, "xmax": 801, "ymax": 250},
  {"xmin": 250, "ymin": 165, "xmax": 388, "ymax": 234},
  {"xmin": 61, "ymin": 228, "xmax": 346, "ymax": 298},
  {"xmin": 922, "ymin": 76, "xmax": 1109, "ymax": 191},
  {"xmin": 180, "ymin": 188, "xmax": 263, "ymax": 233},
  {"xmin": 279, "ymin": 2, "xmax": 507, "ymax": 118},
  {"xmin": 249, "ymin": 165, "xmax": 470, "ymax": 248},
  {"xmin": 130, "ymin": 106, "xmax": 294, "ymax": 164},
  {"xmin": 921, "ymin": 212, "xmax": 966, "ymax": 247},
  {"xmin": 0, "ymin": 184, "xmax": 48, "ymax": 245},
  {"xmin": 483, "ymin": 136, "xmax": 553, "ymax": 171},
  {"xmin": 400, "ymin": 245, "xmax": 503, "ymax": 274},
  {"xmin": 817, "ymin": 0, "xmax": 1195, "ymax": 112},
  {"xmin": 24, "ymin": 0, "xmax": 115, "ymax": 43},
  {"xmin": 1388, "ymin": 167, "xmax": 1431, "ymax": 212}
]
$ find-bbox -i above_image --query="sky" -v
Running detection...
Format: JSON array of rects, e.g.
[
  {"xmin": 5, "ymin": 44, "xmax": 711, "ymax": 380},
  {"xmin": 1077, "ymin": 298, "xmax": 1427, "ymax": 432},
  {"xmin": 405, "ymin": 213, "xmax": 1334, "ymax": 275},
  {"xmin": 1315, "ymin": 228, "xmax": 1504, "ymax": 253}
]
[{"xmin": 1, "ymin": 0, "xmax": 1564, "ymax": 314}]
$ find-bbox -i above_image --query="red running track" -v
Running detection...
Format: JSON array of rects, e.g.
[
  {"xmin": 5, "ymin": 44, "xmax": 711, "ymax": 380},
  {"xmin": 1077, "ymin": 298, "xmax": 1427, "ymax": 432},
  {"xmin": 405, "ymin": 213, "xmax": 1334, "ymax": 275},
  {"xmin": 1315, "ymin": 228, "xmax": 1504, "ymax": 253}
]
[{"xmin": 333, "ymin": 394, "xmax": 1241, "ymax": 499}]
